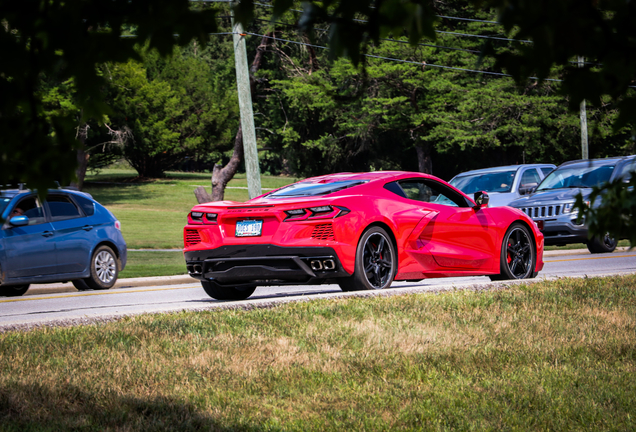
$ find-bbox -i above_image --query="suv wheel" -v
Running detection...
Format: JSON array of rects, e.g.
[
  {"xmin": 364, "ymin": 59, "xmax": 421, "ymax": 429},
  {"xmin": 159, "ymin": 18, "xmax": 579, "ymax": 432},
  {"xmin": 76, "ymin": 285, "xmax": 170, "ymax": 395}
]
[{"xmin": 587, "ymin": 233, "xmax": 617, "ymax": 254}]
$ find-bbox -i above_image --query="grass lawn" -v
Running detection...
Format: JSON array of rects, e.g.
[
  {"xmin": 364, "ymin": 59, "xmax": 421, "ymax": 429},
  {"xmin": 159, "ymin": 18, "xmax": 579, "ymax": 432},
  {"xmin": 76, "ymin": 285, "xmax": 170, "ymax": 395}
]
[
  {"xmin": 84, "ymin": 169, "xmax": 299, "ymax": 278},
  {"xmin": 120, "ymin": 251, "xmax": 186, "ymax": 279},
  {"xmin": 1, "ymin": 275, "xmax": 635, "ymax": 430}
]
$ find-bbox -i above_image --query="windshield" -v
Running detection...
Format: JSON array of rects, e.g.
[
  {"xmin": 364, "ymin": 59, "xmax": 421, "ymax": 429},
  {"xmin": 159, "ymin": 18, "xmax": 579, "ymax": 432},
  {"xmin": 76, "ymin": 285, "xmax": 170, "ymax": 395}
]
[
  {"xmin": 537, "ymin": 163, "xmax": 615, "ymax": 191},
  {"xmin": 450, "ymin": 170, "xmax": 516, "ymax": 194},
  {"xmin": 0, "ymin": 196, "xmax": 12, "ymax": 215},
  {"xmin": 267, "ymin": 180, "xmax": 368, "ymax": 198}
]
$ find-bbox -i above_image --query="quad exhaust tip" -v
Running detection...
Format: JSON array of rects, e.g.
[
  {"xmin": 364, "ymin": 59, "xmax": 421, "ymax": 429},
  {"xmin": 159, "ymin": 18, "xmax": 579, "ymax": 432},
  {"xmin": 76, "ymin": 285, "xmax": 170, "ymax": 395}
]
[
  {"xmin": 188, "ymin": 264, "xmax": 203, "ymax": 274},
  {"xmin": 310, "ymin": 259, "xmax": 336, "ymax": 271}
]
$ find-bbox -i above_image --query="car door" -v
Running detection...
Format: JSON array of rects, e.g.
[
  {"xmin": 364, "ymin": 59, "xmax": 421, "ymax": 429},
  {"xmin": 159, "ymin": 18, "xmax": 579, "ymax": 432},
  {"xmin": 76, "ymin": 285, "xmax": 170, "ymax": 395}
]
[
  {"xmin": 2, "ymin": 195, "xmax": 57, "ymax": 278},
  {"xmin": 397, "ymin": 179, "xmax": 499, "ymax": 271},
  {"xmin": 46, "ymin": 194, "xmax": 93, "ymax": 274}
]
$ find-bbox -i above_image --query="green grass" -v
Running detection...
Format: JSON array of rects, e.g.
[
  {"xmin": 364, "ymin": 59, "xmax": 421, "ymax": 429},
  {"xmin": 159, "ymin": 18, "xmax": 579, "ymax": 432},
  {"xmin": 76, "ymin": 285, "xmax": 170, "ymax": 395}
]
[
  {"xmin": 120, "ymin": 251, "xmax": 186, "ymax": 279},
  {"xmin": 85, "ymin": 170, "xmax": 298, "ymax": 249},
  {"xmin": 1, "ymin": 275, "xmax": 635, "ymax": 430}
]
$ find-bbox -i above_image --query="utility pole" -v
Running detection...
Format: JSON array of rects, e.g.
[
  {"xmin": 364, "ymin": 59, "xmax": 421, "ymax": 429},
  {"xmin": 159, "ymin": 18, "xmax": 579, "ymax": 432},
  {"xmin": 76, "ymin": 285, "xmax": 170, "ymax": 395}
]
[
  {"xmin": 231, "ymin": 2, "xmax": 262, "ymax": 199},
  {"xmin": 578, "ymin": 56, "xmax": 589, "ymax": 159}
]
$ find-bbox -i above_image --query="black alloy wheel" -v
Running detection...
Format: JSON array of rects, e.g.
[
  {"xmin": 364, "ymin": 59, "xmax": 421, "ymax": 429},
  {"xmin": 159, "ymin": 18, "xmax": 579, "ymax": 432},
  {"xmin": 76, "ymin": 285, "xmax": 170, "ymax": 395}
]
[
  {"xmin": 587, "ymin": 233, "xmax": 617, "ymax": 254},
  {"xmin": 490, "ymin": 223, "xmax": 536, "ymax": 281},
  {"xmin": 339, "ymin": 226, "xmax": 397, "ymax": 291},
  {"xmin": 0, "ymin": 284, "xmax": 30, "ymax": 297},
  {"xmin": 201, "ymin": 280, "xmax": 256, "ymax": 301}
]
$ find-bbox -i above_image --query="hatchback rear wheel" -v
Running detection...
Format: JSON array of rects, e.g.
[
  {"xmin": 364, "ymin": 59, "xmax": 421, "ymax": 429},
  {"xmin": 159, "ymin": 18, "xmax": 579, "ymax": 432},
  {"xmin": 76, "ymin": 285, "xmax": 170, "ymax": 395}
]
[{"xmin": 83, "ymin": 245, "xmax": 119, "ymax": 290}]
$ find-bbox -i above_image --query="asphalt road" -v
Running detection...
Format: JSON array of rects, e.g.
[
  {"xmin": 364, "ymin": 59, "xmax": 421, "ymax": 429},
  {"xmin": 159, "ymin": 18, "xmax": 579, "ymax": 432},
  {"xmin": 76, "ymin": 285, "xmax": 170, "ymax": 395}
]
[{"xmin": 1, "ymin": 248, "xmax": 635, "ymax": 329}]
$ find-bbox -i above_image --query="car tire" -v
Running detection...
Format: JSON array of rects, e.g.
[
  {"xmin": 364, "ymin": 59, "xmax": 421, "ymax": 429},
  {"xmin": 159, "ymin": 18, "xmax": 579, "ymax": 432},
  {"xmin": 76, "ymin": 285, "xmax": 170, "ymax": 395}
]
[
  {"xmin": 0, "ymin": 284, "xmax": 30, "ymax": 297},
  {"xmin": 83, "ymin": 245, "xmax": 119, "ymax": 290},
  {"xmin": 587, "ymin": 233, "xmax": 617, "ymax": 254},
  {"xmin": 201, "ymin": 281, "xmax": 256, "ymax": 300},
  {"xmin": 489, "ymin": 223, "xmax": 536, "ymax": 281},
  {"xmin": 338, "ymin": 226, "xmax": 397, "ymax": 291},
  {"xmin": 72, "ymin": 279, "xmax": 91, "ymax": 291}
]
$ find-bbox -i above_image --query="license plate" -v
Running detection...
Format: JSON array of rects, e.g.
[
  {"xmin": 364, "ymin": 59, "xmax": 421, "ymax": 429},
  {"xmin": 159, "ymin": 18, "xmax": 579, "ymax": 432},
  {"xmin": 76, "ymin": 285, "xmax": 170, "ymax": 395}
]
[{"xmin": 235, "ymin": 220, "xmax": 263, "ymax": 237}]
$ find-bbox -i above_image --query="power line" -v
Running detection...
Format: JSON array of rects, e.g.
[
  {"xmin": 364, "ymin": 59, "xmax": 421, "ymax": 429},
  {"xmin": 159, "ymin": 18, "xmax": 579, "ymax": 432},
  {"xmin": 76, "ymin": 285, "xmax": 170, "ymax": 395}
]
[
  {"xmin": 252, "ymin": 2, "xmax": 502, "ymax": 25},
  {"xmin": 242, "ymin": 31, "xmax": 563, "ymax": 83},
  {"xmin": 245, "ymin": 17, "xmax": 482, "ymax": 54}
]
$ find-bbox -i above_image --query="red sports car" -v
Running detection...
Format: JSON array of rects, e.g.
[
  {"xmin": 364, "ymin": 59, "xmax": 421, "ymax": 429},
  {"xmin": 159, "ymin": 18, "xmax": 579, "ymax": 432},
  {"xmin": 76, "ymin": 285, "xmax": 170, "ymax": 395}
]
[{"xmin": 184, "ymin": 171, "xmax": 544, "ymax": 300}]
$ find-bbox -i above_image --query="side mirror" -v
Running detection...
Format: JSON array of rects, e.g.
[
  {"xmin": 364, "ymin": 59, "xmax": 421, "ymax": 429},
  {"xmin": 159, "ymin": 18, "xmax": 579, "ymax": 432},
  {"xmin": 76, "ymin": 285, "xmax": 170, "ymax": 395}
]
[
  {"xmin": 519, "ymin": 183, "xmax": 538, "ymax": 195},
  {"xmin": 473, "ymin": 191, "xmax": 489, "ymax": 208},
  {"xmin": 9, "ymin": 215, "xmax": 29, "ymax": 227}
]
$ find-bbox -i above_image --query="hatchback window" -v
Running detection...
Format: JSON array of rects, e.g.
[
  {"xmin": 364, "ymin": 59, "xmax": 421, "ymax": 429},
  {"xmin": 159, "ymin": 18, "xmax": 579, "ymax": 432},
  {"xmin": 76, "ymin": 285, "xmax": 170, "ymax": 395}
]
[
  {"xmin": 73, "ymin": 195, "xmax": 95, "ymax": 216},
  {"xmin": 13, "ymin": 196, "xmax": 46, "ymax": 225},
  {"xmin": 47, "ymin": 195, "xmax": 82, "ymax": 220},
  {"xmin": 0, "ymin": 197, "xmax": 11, "ymax": 215},
  {"xmin": 450, "ymin": 170, "xmax": 516, "ymax": 194}
]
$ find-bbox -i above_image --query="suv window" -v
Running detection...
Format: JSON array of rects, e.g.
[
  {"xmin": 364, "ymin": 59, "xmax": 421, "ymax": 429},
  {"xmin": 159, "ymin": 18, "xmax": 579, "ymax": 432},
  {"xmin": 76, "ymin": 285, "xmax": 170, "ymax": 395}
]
[
  {"xmin": 47, "ymin": 195, "xmax": 82, "ymax": 220},
  {"xmin": 541, "ymin": 167, "xmax": 554, "ymax": 176},
  {"xmin": 520, "ymin": 169, "xmax": 541, "ymax": 189},
  {"xmin": 13, "ymin": 196, "xmax": 46, "ymax": 225}
]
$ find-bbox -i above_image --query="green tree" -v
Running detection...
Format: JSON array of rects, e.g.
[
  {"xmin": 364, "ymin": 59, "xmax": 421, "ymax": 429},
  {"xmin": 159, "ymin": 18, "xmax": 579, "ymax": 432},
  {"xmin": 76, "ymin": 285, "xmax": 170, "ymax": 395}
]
[
  {"xmin": 0, "ymin": 0, "xmax": 217, "ymax": 192},
  {"xmin": 104, "ymin": 45, "xmax": 238, "ymax": 178}
]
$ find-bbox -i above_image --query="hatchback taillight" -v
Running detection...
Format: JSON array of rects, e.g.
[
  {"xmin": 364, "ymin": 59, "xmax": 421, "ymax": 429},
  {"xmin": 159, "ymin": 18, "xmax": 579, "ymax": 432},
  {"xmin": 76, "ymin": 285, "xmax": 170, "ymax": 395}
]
[{"xmin": 115, "ymin": 220, "xmax": 121, "ymax": 230}]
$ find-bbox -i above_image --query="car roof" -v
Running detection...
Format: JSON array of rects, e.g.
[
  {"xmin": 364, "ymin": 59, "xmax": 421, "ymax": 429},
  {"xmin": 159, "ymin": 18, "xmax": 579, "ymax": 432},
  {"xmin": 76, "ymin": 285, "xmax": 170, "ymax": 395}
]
[
  {"xmin": 557, "ymin": 155, "xmax": 635, "ymax": 169},
  {"xmin": 452, "ymin": 164, "xmax": 555, "ymax": 178},
  {"xmin": 0, "ymin": 188, "xmax": 93, "ymax": 200},
  {"xmin": 301, "ymin": 171, "xmax": 435, "ymax": 183}
]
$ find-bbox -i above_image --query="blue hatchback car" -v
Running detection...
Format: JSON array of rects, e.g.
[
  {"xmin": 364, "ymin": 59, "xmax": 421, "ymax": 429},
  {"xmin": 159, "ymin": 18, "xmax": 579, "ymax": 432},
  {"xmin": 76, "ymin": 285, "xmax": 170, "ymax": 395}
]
[{"xmin": 0, "ymin": 187, "xmax": 127, "ymax": 296}]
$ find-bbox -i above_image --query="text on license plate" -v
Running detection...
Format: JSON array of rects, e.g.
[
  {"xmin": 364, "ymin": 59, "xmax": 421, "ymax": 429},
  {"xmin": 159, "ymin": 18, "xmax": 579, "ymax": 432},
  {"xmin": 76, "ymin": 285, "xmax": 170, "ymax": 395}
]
[{"xmin": 235, "ymin": 220, "xmax": 263, "ymax": 237}]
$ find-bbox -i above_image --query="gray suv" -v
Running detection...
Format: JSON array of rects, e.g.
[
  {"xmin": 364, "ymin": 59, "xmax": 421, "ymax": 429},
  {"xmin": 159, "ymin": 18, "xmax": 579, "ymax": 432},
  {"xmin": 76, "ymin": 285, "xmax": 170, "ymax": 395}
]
[
  {"xmin": 508, "ymin": 156, "xmax": 636, "ymax": 253},
  {"xmin": 449, "ymin": 164, "xmax": 556, "ymax": 207}
]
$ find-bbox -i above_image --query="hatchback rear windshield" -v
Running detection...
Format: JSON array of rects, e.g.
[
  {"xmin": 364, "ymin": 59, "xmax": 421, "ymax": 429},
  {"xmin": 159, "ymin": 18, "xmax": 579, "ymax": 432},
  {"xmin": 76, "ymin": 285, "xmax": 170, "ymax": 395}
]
[
  {"xmin": 267, "ymin": 180, "xmax": 368, "ymax": 198},
  {"xmin": 450, "ymin": 170, "xmax": 516, "ymax": 194},
  {"xmin": 537, "ymin": 162, "xmax": 615, "ymax": 191}
]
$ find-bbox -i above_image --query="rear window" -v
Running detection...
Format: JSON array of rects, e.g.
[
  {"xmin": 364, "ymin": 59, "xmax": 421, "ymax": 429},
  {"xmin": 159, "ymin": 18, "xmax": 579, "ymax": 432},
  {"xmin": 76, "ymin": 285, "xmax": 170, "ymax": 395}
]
[
  {"xmin": 47, "ymin": 195, "xmax": 82, "ymax": 220},
  {"xmin": 73, "ymin": 195, "xmax": 95, "ymax": 216},
  {"xmin": 267, "ymin": 180, "xmax": 368, "ymax": 198}
]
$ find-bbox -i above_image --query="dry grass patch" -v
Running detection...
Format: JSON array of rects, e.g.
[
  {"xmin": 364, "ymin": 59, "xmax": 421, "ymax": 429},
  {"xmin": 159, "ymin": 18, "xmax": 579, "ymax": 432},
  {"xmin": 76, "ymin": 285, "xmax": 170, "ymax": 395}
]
[{"xmin": 1, "ymin": 275, "xmax": 636, "ymax": 431}]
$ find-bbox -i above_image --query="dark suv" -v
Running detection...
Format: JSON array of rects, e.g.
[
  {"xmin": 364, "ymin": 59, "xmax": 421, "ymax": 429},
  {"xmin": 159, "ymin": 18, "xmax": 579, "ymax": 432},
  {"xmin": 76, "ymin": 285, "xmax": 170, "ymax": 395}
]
[
  {"xmin": 0, "ymin": 186, "xmax": 127, "ymax": 296},
  {"xmin": 508, "ymin": 156, "xmax": 636, "ymax": 253}
]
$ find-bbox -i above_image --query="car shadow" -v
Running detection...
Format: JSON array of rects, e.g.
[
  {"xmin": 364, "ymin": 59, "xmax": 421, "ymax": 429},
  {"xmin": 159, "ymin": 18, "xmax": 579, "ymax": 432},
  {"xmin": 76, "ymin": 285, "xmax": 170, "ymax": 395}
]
[{"xmin": 0, "ymin": 381, "xmax": 255, "ymax": 431}]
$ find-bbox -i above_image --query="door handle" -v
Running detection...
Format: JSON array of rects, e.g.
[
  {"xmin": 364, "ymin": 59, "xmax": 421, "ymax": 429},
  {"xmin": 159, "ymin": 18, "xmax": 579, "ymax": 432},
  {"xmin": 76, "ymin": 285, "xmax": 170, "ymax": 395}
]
[
  {"xmin": 42, "ymin": 231, "xmax": 54, "ymax": 238},
  {"xmin": 82, "ymin": 225, "xmax": 94, "ymax": 231}
]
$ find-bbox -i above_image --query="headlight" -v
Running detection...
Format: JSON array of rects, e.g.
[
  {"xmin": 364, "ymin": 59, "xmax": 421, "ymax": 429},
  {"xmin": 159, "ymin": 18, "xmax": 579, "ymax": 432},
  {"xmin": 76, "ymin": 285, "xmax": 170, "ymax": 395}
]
[{"xmin": 562, "ymin": 203, "xmax": 575, "ymax": 214}]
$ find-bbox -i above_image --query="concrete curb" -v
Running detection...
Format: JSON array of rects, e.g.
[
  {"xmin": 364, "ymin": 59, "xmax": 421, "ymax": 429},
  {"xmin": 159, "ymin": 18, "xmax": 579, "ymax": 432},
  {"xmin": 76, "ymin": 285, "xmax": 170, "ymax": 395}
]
[{"xmin": 24, "ymin": 246, "xmax": 633, "ymax": 295}]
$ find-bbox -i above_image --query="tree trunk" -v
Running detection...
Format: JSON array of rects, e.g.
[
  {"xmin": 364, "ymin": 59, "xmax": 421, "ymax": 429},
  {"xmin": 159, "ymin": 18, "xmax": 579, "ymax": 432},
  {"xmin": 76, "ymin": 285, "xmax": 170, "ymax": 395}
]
[
  {"xmin": 70, "ymin": 122, "xmax": 89, "ymax": 190},
  {"xmin": 415, "ymin": 143, "xmax": 432, "ymax": 174},
  {"xmin": 195, "ymin": 33, "xmax": 273, "ymax": 203},
  {"xmin": 195, "ymin": 126, "xmax": 245, "ymax": 203}
]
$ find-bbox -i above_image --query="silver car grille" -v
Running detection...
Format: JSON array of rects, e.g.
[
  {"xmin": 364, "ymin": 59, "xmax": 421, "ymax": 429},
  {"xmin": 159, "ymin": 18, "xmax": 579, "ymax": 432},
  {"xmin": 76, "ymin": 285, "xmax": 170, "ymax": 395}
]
[{"xmin": 518, "ymin": 204, "xmax": 562, "ymax": 220}]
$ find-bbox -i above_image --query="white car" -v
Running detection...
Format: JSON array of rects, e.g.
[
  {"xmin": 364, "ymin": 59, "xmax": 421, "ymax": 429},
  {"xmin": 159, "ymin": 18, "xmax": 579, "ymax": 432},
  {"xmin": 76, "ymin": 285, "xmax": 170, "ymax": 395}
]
[{"xmin": 449, "ymin": 164, "xmax": 556, "ymax": 207}]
